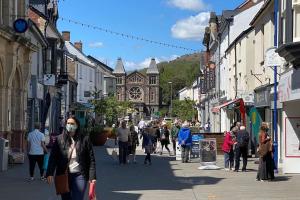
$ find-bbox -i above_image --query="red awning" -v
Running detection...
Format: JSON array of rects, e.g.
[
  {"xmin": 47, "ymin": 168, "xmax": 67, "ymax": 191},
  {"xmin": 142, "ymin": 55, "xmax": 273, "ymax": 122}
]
[
  {"xmin": 212, "ymin": 98, "xmax": 246, "ymax": 126},
  {"xmin": 211, "ymin": 99, "xmax": 241, "ymax": 113}
]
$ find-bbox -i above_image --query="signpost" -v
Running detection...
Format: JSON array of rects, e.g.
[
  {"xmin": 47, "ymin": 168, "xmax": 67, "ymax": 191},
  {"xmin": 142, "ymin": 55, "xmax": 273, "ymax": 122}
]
[
  {"xmin": 198, "ymin": 138, "xmax": 220, "ymax": 170},
  {"xmin": 13, "ymin": 19, "xmax": 28, "ymax": 33}
]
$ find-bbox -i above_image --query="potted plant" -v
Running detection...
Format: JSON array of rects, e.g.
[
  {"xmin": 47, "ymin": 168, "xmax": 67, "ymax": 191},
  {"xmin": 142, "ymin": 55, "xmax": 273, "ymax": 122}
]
[{"xmin": 89, "ymin": 125, "xmax": 107, "ymax": 146}]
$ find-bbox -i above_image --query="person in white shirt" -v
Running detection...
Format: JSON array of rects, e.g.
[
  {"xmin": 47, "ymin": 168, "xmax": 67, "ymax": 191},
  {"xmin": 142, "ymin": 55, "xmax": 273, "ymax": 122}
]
[
  {"xmin": 138, "ymin": 119, "xmax": 146, "ymax": 134},
  {"xmin": 27, "ymin": 123, "xmax": 48, "ymax": 181}
]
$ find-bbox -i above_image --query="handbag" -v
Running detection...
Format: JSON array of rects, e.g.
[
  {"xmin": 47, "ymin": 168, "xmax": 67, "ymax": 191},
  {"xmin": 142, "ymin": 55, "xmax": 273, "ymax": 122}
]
[
  {"xmin": 258, "ymin": 141, "xmax": 271, "ymax": 157},
  {"xmin": 112, "ymin": 148, "xmax": 118, "ymax": 161},
  {"xmin": 54, "ymin": 142, "xmax": 76, "ymax": 195}
]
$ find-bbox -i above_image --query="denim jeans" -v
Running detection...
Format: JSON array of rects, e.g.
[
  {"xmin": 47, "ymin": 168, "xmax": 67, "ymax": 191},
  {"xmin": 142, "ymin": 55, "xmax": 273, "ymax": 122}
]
[{"xmin": 61, "ymin": 173, "xmax": 87, "ymax": 200}]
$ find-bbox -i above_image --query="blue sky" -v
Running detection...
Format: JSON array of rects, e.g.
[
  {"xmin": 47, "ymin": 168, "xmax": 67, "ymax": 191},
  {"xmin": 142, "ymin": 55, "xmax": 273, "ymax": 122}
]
[{"xmin": 58, "ymin": 0, "xmax": 245, "ymax": 70}]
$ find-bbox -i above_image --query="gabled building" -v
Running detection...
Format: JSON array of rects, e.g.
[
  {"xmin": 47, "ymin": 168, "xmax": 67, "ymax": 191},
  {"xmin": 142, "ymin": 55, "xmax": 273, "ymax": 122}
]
[
  {"xmin": 113, "ymin": 58, "xmax": 160, "ymax": 117},
  {"xmin": 87, "ymin": 55, "xmax": 116, "ymax": 97},
  {"xmin": 63, "ymin": 32, "xmax": 96, "ymax": 105}
]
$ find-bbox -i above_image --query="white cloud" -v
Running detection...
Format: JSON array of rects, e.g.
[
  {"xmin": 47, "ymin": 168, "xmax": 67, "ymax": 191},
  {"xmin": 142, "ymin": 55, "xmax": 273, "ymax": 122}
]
[
  {"xmin": 123, "ymin": 55, "xmax": 179, "ymax": 71},
  {"xmin": 168, "ymin": 0, "xmax": 208, "ymax": 11},
  {"xmin": 89, "ymin": 42, "xmax": 104, "ymax": 48},
  {"xmin": 171, "ymin": 12, "xmax": 210, "ymax": 41}
]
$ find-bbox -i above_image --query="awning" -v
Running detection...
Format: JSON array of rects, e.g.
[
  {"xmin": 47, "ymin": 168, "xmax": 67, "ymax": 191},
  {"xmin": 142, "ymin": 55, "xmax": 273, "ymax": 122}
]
[
  {"xmin": 212, "ymin": 99, "xmax": 241, "ymax": 113},
  {"xmin": 212, "ymin": 98, "xmax": 246, "ymax": 126}
]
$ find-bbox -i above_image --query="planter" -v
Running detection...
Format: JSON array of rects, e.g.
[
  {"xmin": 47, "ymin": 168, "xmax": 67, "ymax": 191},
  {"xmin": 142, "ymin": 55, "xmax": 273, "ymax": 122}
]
[
  {"xmin": 91, "ymin": 130, "xmax": 108, "ymax": 146},
  {"xmin": 106, "ymin": 127, "xmax": 116, "ymax": 139}
]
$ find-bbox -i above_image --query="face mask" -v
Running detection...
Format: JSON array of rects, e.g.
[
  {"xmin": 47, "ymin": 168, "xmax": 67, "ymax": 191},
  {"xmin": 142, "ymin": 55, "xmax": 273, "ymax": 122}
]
[
  {"xmin": 266, "ymin": 128, "xmax": 269, "ymax": 132},
  {"xmin": 66, "ymin": 124, "xmax": 77, "ymax": 133}
]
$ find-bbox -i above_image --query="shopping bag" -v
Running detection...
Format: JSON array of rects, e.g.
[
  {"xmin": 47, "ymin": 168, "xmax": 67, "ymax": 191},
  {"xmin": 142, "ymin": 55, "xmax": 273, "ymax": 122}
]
[
  {"xmin": 43, "ymin": 153, "xmax": 50, "ymax": 170},
  {"xmin": 112, "ymin": 149, "xmax": 118, "ymax": 161},
  {"xmin": 156, "ymin": 142, "xmax": 162, "ymax": 153},
  {"xmin": 89, "ymin": 182, "xmax": 96, "ymax": 200}
]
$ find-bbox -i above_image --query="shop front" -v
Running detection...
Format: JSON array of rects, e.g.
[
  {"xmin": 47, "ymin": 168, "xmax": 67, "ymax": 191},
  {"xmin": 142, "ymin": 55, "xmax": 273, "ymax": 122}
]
[{"xmin": 278, "ymin": 68, "xmax": 300, "ymax": 173}]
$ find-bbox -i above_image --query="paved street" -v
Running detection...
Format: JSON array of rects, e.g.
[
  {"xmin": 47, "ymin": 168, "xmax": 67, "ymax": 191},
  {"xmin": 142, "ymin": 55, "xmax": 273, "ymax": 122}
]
[{"xmin": 0, "ymin": 140, "xmax": 300, "ymax": 200}]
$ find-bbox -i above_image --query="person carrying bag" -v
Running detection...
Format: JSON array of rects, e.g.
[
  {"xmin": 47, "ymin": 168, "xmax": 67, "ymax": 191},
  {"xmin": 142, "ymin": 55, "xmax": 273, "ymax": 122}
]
[{"xmin": 46, "ymin": 116, "xmax": 97, "ymax": 200}]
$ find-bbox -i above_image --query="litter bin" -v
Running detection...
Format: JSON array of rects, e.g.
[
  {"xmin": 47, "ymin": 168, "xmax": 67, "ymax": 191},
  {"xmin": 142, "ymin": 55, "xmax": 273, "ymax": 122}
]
[{"xmin": 0, "ymin": 138, "xmax": 9, "ymax": 171}]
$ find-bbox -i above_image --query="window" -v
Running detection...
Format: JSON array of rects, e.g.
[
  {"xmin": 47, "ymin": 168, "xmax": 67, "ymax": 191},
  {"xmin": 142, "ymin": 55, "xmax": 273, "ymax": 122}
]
[
  {"xmin": 117, "ymin": 91, "xmax": 121, "ymax": 101},
  {"xmin": 150, "ymin": 76, "xmax": 156, "ymax": 85},
  {"xmin": 79, "ymin": 65, "xmax": 82, "ymax": 79},
  {"xmin": 89, "ymin": 68, "xmax": 93, "ymax": 82},
  {"xmin": 294, "ymin": 6, "xmax": 300, "ymax": 41},
  {"xmin": 151, "ymin": 91, "xmax": 155, "ymax": 101},
  {"xmin": 129, "ymin": 87, "xmax": 142, "ymax": 101},
  {"xmin": 117, "ymin": 77, "xmax": 122, "ymax": 84}
]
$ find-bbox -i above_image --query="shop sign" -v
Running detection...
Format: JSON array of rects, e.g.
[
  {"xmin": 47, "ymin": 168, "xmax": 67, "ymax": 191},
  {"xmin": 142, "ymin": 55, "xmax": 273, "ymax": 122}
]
[
  {"xmin": 278, "ymin": 69, "xmax": 300, "ymax": 102},
  {"xmin": 265, "ymin": 47, "xmax": 285, "ymax": 67},
  {"xmin": 255, "ymin": 89, "xmax": 270, "ymax": 107}
]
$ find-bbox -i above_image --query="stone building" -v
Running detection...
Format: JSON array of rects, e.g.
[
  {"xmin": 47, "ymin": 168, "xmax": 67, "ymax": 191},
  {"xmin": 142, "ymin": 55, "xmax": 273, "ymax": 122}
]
[
  {"xmin": 0, "ymin": 0, "xmax": 37, "ymax": 150},
  {"xmin": 113, "ymin": 58, "xmax": 160, "ymax": 117}
]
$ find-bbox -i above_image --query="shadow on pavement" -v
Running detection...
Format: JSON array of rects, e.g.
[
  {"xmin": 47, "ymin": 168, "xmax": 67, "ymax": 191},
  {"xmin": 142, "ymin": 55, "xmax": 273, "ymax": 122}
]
[
  {"xmin": 272, "ymin": 176, "xmax": 292, "ymax": 182},
  {"xmin": 95, "ymin": 145, "xmax": 224, "ymax": 200}
]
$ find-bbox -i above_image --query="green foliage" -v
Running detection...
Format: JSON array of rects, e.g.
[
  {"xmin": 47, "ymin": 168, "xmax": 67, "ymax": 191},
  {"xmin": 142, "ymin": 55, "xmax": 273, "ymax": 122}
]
[
  {"xmin": 90, "ymin": 96, "xmax": 133, "ymax": 126},
  {"xmin": 172, "ymin": 98, "xmax": 197, "ymax": 121},
  {"xmin": 158, "ymin": 54, "xmax": 201, "ymax": 104}
]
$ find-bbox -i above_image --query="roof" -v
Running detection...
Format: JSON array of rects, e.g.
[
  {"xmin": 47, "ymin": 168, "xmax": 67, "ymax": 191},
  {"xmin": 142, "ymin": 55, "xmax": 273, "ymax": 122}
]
[
  {"xmin": 87, "ymin": 55, "xmax": 114, "ymax": 72},
  {"xmin": 64, "ymin": 41, "xmax": 95, "ymax": 67},
  {"xmin": 113, "ymin": 58, "xmax": 126, "ymax": 74},
  {"xmin": 249, "ymin": 0, "xmax": 272, "ymax": 26},
  {"xmin": 146, "ymin": 58, "xmax": 159, "ymax": 74},
  {"xmin": 225, "ymin": 27, "xmax": 254, "ymax": 53}
]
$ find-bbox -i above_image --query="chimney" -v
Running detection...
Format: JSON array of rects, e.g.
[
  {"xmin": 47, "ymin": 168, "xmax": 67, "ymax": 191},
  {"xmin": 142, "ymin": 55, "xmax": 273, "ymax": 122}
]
[
  {"xmin": 74, "ymin": 41, "xmax": 83, "ymax": 52},
  {"xmin": 62, "ymin": 31, "xmax": 70, "ymax": 41},
  {"xmin": 209, "ymin": 12, "xmax": 218, "ymax": 34}
]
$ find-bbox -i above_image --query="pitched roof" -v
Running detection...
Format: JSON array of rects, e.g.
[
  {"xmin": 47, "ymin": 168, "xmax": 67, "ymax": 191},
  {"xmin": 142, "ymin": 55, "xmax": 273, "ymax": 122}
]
[
  {"xmin": 64, "ymin": 41, "xmax": 95, "ymax": 67},
  {"xmin": 113, "ymin": 58, "xmax": 126, "ymax": 74},
  {"xmin": 146, "ymin": 58, "xmax": 159, "ymax": 74},
  {"xmin": 87, "ymin": 55, "xmax": 114, "ymax": 72},
  {"xmin": 249, "ymin": 0, "xmax": 272, "ymax": 26}
]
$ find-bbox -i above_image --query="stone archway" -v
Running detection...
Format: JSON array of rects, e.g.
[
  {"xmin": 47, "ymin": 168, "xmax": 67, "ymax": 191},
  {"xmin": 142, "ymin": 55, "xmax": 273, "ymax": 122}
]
[
  {"xmin": 0, "ymin": 59, "xmax": 3, "ymax": 86},
  {"xmin": 11, "ymin": 67, "xmax": 22, "ymax": 134}
]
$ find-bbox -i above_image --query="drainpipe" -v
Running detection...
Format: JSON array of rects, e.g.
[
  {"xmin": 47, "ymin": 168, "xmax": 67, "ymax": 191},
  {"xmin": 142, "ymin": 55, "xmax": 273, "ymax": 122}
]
[
  {"xmin": 234, "ymin": 42, "xmax": 237, "ymax": 99},
  {"xmin": 273, "ymin": 0, "xmax": 279, "ymax": 172}
]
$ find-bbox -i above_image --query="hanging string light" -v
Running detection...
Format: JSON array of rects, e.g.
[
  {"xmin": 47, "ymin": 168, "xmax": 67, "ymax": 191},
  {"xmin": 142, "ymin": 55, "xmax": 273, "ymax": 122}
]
[{"xmin": 59, "ymin": 17, "xmax": 199, "ymax": 52}]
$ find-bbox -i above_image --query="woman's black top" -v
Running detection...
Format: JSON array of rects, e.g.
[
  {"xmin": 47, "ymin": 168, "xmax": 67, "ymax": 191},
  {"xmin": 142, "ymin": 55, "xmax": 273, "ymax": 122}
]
[{"xmin": 46, "ymin": 132, "xmax": 96, "ymax": 181}]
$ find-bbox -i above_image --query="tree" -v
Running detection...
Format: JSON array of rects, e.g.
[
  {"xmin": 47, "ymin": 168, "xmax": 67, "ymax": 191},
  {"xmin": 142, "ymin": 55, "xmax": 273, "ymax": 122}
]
[
  {"xmin": 172, "ymin": 98, "xmax": 197, "ymax": 121},
  {"xmin": 90, "ymin": 95, "xmax": 133, "ymax": 126}
]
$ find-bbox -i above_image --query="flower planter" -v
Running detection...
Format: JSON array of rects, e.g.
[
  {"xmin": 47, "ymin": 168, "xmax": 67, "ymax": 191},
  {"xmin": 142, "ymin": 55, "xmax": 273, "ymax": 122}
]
[{"xmin": 91, "ymin": 130, "xmax": 108, "ymax": 146}]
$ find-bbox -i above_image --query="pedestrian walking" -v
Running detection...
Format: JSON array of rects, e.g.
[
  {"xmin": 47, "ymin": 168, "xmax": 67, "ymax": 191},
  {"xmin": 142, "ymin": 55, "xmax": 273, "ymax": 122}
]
[
  {"xmin": 27, "ymin": 122, "xmax": 48, "ymax": 181},
  {"xmin": 160, "ymin": 122, "xmax": 171, "ymax": 156},
  {"xmin": 256, "ymin": 123, "xmax": 275, "ymax": 181},
  {"xmin": 46, "ymin": 116, "xmax": 97, "ymax": 200},
  {"xmin": 142, "ymin": 123, "xmax": 155, "ymax": 165},
  {"xmin": 128, "ymin": 125, "xmax": 139, "ymax": 163},
  {"xmin": 116, "ymin": 120, "xmax": 130, "ymax": 165},
  {"xmin": 171, "ymin": 122, "xmax": 180, "ymax": 156},
  {"xmin": 222, "ymin": 131, "xmax": 235, "ymax": 170},
  {"xmin": 178, "ymin": 121, "xmax": 192, "ymax": 163},
  {"xmin": 234, "ymin": 126, "xmax": 250, "ymax": 172}
]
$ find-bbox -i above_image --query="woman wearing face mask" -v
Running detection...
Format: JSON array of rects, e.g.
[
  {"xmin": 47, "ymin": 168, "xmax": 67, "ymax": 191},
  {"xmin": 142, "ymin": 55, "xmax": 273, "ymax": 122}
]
[{"xmin": 46, "ymin": 116, "xmax": 97, "ymax": 200}]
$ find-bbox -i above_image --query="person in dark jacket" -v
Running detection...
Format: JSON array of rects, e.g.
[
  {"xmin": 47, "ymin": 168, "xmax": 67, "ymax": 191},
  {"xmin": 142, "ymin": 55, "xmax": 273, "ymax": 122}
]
[
  {"xmin": 178, "ymin": 122, "xmax": 192, "ymax": 163},
  {"xmin": 234, "ymin": 125, "xmax": 250, "ymax": 172},
  {"xmin": 160, "ymin": 122, "xmax": 171, "ymax": 156},
  {"xmin": 142, "ymin": 123, "xmax": 155, "ymax": 165},
  {"xmin": 46, "ymin": 116, "xmax": 96, "ymax": 200}
]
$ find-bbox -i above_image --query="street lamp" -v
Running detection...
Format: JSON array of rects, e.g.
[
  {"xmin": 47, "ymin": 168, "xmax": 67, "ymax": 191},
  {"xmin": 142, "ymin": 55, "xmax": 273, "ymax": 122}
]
[{"xmin": 168, "ymin": 81, "xmax": 173, "ymax": 117}]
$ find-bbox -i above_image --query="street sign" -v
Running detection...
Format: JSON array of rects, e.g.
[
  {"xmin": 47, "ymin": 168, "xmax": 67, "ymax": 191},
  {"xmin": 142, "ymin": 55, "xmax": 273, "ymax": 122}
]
[
  {"xmin": 13, "ymin": 19, "xmax": 28, "ymax": 33},
  {"xmin": 265, "ymin": 47, "xmax": 285, "ymax": 67},
  {"xmin": 43, "ymin": 74, "xmax": 56, "ymax": 86}
]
